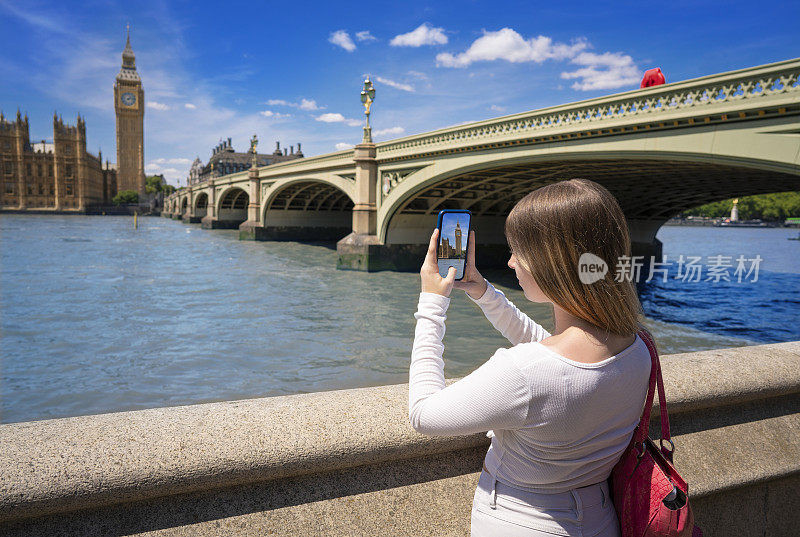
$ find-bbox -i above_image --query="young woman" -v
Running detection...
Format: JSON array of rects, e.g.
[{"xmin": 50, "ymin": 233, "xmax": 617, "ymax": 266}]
[{"xmin": 409, "ymin": 178, "xmax": 652, "ymax": 537}]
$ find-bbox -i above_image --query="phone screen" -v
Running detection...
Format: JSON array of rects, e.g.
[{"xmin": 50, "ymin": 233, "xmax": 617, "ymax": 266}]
[{"xmin": 437, "ymin": 211, "xmax": 471, "ymax": 280}]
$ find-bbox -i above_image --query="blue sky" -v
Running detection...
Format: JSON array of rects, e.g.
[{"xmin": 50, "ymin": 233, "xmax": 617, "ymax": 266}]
[{"xmin": 1, "ymin": 1, "xmax": 797, "ymax": 185}]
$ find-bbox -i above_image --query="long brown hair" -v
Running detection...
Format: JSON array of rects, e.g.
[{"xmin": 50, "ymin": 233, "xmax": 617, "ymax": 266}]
[{"xmin": 504, "ymin": 178, "xmax": 644, "ymax": 337}]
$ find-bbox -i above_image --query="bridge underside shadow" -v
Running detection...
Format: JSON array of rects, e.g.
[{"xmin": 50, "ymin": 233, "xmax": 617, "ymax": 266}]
[
  {"xmin": 378, "ymin": 158, "xmax": 800, "ymax": 272},
  {"xmin": 184, "ymin": 193, "xmax": 207, "ymax": 224},
  {"xmin": 242, "ymin": 181, "xmax": 353, "ymax": 241},
  {"xmin": 202, "ymin": 188, "xmax": 249, "ymax": 229}
]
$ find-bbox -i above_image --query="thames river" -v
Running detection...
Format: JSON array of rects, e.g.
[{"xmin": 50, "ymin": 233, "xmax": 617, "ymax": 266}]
[{"xmin": 1, "ymin": 214, "xmax": 799, "ymax": 424}]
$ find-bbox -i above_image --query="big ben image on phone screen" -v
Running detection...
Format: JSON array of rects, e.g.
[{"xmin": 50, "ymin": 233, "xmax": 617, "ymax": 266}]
[
  {"xmin": 113, "ymin": 27, "xmax": 146, "ymax": 197},
  {"xmin": 437, "ymin": 211, "xmax": 471, "ymax": 280}
]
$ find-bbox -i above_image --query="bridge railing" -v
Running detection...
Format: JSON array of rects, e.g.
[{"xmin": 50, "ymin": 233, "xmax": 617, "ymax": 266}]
[{"xmin": 377, "ymin": 58, "xmax": 800, "ymax": 156}]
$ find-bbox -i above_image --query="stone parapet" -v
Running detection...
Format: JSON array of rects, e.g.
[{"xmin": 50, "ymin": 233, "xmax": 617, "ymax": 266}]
[{"xmin": 1, "ymin": 340, "xmax": 798, "ymax": 536}]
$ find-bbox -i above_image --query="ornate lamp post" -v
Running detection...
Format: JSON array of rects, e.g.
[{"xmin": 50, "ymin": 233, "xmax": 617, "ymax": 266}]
[{"xmin": 360, "ymin": 78, "xmax": 376, "ymax": 143}]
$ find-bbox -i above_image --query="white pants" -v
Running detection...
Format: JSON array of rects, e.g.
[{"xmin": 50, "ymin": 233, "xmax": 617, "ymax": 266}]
[{"xmin": 471, "ymin": 469, "xmax": 621, "ymax": 537}]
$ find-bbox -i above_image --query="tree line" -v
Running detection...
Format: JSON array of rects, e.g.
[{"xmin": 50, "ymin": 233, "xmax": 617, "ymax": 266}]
[
  {"xmin": 679, "ymin": 191, "xmax": 800, "ymax": 221},
  {"xmin": 112, "ymin": 175, "xmax": 177, "ymax": 205}
]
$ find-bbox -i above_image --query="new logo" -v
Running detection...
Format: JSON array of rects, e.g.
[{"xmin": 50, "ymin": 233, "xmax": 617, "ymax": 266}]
[{"xmin": 578, "ymin": 253, "xmax": 608, "ymax": 284}]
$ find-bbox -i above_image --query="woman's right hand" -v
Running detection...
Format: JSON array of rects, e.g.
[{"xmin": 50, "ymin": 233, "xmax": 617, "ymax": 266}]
[{"xmin": 453, "ymin": 230, "xmax": 488, "ymax": 300}]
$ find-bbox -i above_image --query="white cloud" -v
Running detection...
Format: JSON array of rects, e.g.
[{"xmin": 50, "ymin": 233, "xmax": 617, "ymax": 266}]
[
  {"xmin": 407, "ymin": 70, "xmax": 428, "ymax": 79},
  {"xmin": 374, "ymin": 126, "xmax": 405, "ymax": 137},
  {"xmin": 148, "ymin": 101, "xmax": 170, "ymax": 111},
  {"xmin": 335, "ymin": 142, "xmax": 354, "ymax": 151},
  {"xmin": 315, "ymin": 112, "xmax": 361, "ymax": 127},
  {"xmin": 436, "ymin": 28, "xmax": 587, "ymax": 68},
  {"xmin": 489, "ymin": 104, "xmax": 506, "ymax": 113},
  {"xmin": 184, "ymin": 103, "xmax": 196, "ymax": 109},
  {"xmin": 356, "ymin": 30, "xmax": 376, "ymax": 42},
  {"xmin": 375, "ymin": 76, "xmax": 414, "ymax": 92},
  {"xmin": 266, "ymin": 98, "xmax": 322, "ymax": 111},
  {"xmin": 150, "ymin": 157, "xmax": 193, "ymax": 166},
  {"xmin": 146, "ymin": 157, "xmax": 193, "ymax": 182},
  {"xmin": 316, "ymin": 112, "xmax": 346, "ymax": 122},
  {"xmin": 390, "ymin": 23, "xmax": 448, "ymax": 47},
  {"xmin": 299, "ymin": 98, "xmax": 320, "ymax": 110},
  {"xmin": 260, "ymin": 110, "xmax": 291, "ymax": 119},
  {"xmin": 329, "ymin": 30, "xmax": 356, "ymax": 52},
  {"xmin": 560, "ymin": 51, "xmax": 640, "ymax": 90}
]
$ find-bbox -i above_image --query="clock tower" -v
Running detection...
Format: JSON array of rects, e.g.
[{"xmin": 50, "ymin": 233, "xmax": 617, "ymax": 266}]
[{"xmin": 114, "ymin": 26, "xmax": 145, "ymax": 197}]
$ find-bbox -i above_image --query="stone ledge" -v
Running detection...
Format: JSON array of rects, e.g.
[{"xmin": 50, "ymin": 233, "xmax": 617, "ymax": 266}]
[
  {"xmin": 652, "ymin": 340, "xmax": 800, "ymax": 414},
  {"xmin": 663, "ymin": 393, "xmax": 799, "ymax": 498},
  {"xmin": 0, "ymin": 340, "xmax": 798, "ymax": 525}
]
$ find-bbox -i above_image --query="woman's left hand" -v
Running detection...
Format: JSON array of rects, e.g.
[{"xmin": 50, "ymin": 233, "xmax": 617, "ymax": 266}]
[{"xmin": 420, "ymin": 228, "xmax": 456, "ymax": 297}]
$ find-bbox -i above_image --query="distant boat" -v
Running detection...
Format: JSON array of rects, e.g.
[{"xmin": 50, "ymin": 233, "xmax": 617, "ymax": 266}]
[
  {"xmin": 716, "ymin": 218, "xmax": 768, "ymax": 228},
  {"xmin": 789, "ymin": 232, "xmax": 800, "ymax": 241}
]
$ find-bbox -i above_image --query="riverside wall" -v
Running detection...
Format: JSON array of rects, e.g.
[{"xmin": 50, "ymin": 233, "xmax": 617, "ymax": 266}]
[{"xmin": 1, "ymin": 341, "xmax": 798, "ymax": 536}]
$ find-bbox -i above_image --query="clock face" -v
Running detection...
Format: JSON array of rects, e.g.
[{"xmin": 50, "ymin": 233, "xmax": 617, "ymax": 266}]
[{"xmin": 121, "ymin": 92, "xmax": 136, "ymax": 106}]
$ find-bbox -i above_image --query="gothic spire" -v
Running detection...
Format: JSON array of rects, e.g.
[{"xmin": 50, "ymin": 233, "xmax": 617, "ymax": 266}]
[
  {"xmin": 121, "ymin": 23, "xmax": 136, "ymax": 69},
  {"xmin": 117, "ymin": 23, "xmax": 140, "ymax": 82}
]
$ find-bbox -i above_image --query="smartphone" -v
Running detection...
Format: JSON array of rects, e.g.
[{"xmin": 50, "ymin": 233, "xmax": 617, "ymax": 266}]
[{"xmin": 436, "ymin": 209, "xmax": 472, "ymax": 280}]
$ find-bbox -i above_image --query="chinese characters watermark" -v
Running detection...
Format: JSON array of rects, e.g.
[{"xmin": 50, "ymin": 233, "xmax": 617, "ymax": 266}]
[{"xmin": 578, "ymin": 253, "xmax": 763, "ymax": 284}]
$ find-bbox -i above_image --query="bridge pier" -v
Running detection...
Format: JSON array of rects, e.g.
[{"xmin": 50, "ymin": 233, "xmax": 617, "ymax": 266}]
[
  {"xmin": 352, "ymin": 143, "xmax": 377, "ymax": 235},
  {"xmin": 337, "ymin": 142, "xmax": 381, "ymax": 269},
  {"xmin": 239, "ymin": 168, "xmax": 262, "ymax": 240},
  {"xmin": 181, "ymin": 192, "xmax": 198, "ymax": 223},
  {"xmin": 201, "ymin": 218, "xmax": 242, "ymax": 230},
  {"xmin": 631, "ymin": 239, "xmax": 663, "ymax": 278},
  {"xmin": 628, "ymin": 219, "xmax": 665, "ymax": 283},
  {"xmin": 200, "ymin": 179, "xmax": 217, "ymax": 229}
]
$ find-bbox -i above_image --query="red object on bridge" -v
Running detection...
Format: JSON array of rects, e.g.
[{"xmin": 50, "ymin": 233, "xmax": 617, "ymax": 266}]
[{"xmin": 641, "ymin": 68, "xmax": 666, "ymax": 88}]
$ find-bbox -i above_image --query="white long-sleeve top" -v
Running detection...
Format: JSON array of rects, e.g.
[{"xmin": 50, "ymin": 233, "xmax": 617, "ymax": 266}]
[{"xmin": 409, "ymin": 279, "xmax": 652, "ymax": 493}]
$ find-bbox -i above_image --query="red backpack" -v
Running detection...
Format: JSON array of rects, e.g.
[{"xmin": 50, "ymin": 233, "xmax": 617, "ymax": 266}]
[{"xmin": 609, "ymin": 328, "xmax": 703, "ymax": 537}]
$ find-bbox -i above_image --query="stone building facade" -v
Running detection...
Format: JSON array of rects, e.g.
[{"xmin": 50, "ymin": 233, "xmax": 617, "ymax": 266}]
[
  {"xmin": 188, "ymin": 140, "xmax": 304, "ymax": 185},
  {"xmin": 0, "ymin": 111, "xmax": 116, "ymax": 211}
]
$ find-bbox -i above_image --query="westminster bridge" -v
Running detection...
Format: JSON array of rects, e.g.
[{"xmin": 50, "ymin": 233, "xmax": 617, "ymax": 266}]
[{"xmin": 164, "ymin": 58, "xmax": 800, "ymax": 271}]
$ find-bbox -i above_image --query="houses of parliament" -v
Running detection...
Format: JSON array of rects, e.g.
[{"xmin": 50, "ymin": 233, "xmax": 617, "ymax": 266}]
[{"xmin": 0, "ymin": 30, "xmax": 145, "ymax": 212}]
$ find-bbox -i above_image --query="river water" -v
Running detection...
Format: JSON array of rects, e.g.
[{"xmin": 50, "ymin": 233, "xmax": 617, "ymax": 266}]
[{"xmin": 1, "ymin": 215, "xmax": 798, "ymax": 424}]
